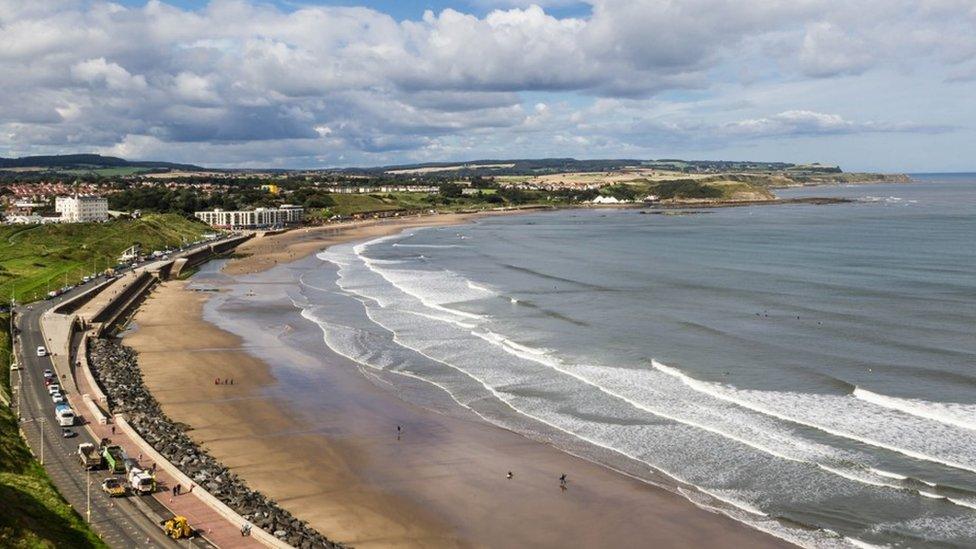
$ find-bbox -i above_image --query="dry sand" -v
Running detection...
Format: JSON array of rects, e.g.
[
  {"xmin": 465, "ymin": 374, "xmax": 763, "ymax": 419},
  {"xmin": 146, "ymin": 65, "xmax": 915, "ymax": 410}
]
[{"xmin": 126, "ymin": 216, "xmax": 790, "ymax": 548}]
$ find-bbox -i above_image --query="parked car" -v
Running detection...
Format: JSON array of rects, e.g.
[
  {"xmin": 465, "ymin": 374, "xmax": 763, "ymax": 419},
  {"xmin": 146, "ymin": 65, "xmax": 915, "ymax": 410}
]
[
  {"xmin": 51, "ymin": 392, "xmax": 65, "ymax": 404},
  {"xmin": 36, "ymin": 346, "xmax": 46, "ymax": 357},
  {"xmin": 47, "ymin": 384, "xmax": 60, "ymax": 395},
  {"xmin": 62, "ymin": 428, "xmax": 76, "ymax": 438},
  {"xmin": 43, "ymin": 369, "xmax": 54, "ymax": 379}
]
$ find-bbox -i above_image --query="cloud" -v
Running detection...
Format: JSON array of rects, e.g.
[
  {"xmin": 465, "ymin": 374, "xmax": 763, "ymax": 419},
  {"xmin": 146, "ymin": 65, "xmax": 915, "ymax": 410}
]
[
  {"xmin": 0, "ymin": 0, "xmax": 972, "ymax": 167},
  {"xmin": 71, "ymin": 58, "xmax": 148, "ymax": 91},
  {"xmin": 719, "ymin": 110, "xmax": 950, "ymax": 137}
]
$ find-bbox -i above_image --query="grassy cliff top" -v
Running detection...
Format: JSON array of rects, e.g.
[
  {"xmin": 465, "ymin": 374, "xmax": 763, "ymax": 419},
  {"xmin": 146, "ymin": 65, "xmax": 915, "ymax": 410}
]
[{"xmin": 0, "ymin": 213, "xmax": 209, "ymax": 303}]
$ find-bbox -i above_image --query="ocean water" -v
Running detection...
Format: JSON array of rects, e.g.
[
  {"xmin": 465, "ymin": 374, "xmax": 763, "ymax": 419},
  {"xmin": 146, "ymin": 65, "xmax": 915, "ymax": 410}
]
[{"xmin": 297, "ymin": 175, "xmax": 976, "ymax": 547}]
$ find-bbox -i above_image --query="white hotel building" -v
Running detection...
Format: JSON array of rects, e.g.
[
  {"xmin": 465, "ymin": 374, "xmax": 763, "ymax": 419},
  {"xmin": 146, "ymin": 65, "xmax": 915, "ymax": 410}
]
[
  {"xmin": 194, "ymin": 205, "xmax": 304, "ymax": 229},
  {"xmin": 55, "ymin": 195, "xmax": 109, "ymax": 223}
]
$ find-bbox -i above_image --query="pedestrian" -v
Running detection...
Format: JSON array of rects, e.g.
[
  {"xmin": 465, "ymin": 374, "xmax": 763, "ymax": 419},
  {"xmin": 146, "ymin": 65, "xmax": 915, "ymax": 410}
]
[
  {"xmin": 175, "ymin": 483, "xmax": 182, "ymax": 496},
  {"xmin": 188, "ymin": 484, "xmax": 194, "ymax": 494},
  {"xmin": 150, "ymin": 463, "xmax": 156, "ymax": 474},
  {"xmin": 171, "ymin": 485, "xmax": 177, "ymax": 497},
  {"xmin": 396, "ymin": 425, "xmax": 402, "ymax": 440},
  {"xmin": 559, "ymin": 473, "xmax": 567, "ymax": 487},
  {"xmin": 507, "ymin": 471, "xmax": 513, "ymax": 480},
  {"xmin": 111, "ymin": 425, "xmax": 115, "ymax": 435},
  {"xmin": 137, "ymin": 452, "xmax": 142, "ymax": 462},
  {"xmin": 215, "ymin": 377, "xmax": 220, "ymax": 385}
]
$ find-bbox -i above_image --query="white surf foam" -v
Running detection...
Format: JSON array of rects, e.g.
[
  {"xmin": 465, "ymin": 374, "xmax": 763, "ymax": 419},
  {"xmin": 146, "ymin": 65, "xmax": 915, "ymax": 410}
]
[
  {"xmin": 652, "ymin": 360, "xmax": 976, "ymax": 476},
  {"xmin": 392, "ymin": 243, "xmax": 467, "ymax": 249},
  {"xmin": 853, "ymin": 387, "xmax": 976, "ymax": 431},
  {"xmin": 869, "ymin": 468, "xmax": 907, "ymax": 481}
]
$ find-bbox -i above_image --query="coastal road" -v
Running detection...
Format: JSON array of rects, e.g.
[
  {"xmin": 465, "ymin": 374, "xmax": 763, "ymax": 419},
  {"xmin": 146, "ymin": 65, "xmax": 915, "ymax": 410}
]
[{"xmin": 12, "ymin": 284, "xmax": 211, "ymax": 548}]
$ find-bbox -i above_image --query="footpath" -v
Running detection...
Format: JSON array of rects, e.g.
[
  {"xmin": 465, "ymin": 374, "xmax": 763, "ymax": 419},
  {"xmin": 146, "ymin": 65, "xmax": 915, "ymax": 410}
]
[{"xmin": 40, "ymin": 238, "xmax": 275, "ymax": 548}]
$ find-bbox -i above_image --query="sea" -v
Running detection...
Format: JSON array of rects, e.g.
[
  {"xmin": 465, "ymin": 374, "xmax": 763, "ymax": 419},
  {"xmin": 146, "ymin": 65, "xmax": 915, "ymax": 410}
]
[{"xmin": 231, "ymin": 175, "xmax": 976, "ymax": 547}]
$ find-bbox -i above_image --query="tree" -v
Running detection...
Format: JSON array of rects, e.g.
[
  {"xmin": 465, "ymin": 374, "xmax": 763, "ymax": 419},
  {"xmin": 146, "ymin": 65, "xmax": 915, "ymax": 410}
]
[{"xmin": 440, "ymin": 182, "xmax": 463, "ymax": 198}]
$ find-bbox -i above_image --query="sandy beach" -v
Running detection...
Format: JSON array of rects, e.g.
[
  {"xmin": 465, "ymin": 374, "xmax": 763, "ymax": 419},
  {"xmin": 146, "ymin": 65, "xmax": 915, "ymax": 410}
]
[{"xmin": 125, "ymin": 215, "xmax": 790, "ymax": 548}]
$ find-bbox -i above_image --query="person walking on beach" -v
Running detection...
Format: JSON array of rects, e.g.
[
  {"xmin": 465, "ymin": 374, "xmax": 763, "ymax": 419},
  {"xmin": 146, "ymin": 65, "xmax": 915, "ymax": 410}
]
[
  {"xmin": 396, "ymin": 425, "xmax": 402, "ymax": 440},
  {"xmin": 559, "ymin": 474, "xmax": 567, "ymax": 488},
  {"xmin": 507, "ymin": 471, "xmax": 513, "ymax": 480}
]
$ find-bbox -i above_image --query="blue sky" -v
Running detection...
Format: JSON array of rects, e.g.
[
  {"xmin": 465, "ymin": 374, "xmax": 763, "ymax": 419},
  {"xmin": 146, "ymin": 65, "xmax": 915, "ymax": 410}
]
[
  {"xmin": 1, "ymin": 1, "xmax": 974, "ymax": 170},
  {"xmin": 125, "ymin": 0, "xmax": 594, "ymax": 19}
]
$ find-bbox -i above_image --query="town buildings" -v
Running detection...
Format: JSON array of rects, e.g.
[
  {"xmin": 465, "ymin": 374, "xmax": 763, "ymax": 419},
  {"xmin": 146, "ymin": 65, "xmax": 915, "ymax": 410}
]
[
  {"xmin": 55, "ymin": 195, "xmax": 109, "ymax": 222},
  {"xmin": 194, "ymin": 205, "xmax": 304, "ymax": 229}
]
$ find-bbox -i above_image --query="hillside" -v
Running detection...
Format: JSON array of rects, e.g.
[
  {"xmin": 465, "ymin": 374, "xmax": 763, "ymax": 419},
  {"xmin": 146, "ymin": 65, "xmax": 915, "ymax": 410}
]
[
  {"xmin": 601, "ymin": 177, "xmax": 775, "ymax": 203},
  {"xmin": 357, "ymin": 158, "xmax": 833, "ymax": 178},
  {"xmin": 0, "ymin": 214, "xmax": 209, "ymax": 302},
  {"xmin": 0, "ymin": 154, "xmax": 203, "ymax": 171},
  {"xmin": 0, "ymin": 213, "xmax": 212, "ymax": 547}
]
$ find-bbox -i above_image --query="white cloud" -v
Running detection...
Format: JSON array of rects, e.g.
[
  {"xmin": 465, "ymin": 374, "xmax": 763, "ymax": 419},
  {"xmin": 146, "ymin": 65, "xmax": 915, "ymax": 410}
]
[
  {"xmin": 71, "ymin": 58, "xmax": 148, "ymax": 91},
  {"xmin": 0, "ymin": 0, "xmax": 972, "ymax": 168}
]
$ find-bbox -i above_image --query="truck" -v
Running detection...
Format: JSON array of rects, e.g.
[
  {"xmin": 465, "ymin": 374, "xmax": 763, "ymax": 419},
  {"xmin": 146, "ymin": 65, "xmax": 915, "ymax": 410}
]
[
  {"xmin": 102, "ymin": 445, "xmax": 127, "ymax": 474},
  {"xmin": 77, "ymin": 443, "xmax": 104, "ymax": 470},
  {"xmin": 128, "ymin": 467, "xmax": 156, "ymax": 495},
  {"xmin": 101, "ymin": 477, "xmax": 127, "ymax": 497}
]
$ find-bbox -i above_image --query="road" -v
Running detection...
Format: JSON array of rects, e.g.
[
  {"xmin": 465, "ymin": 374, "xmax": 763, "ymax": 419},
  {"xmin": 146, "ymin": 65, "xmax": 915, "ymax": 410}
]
[{"xmin": 9, "ymin": 240, "xmax": 238, "ymax": 548}]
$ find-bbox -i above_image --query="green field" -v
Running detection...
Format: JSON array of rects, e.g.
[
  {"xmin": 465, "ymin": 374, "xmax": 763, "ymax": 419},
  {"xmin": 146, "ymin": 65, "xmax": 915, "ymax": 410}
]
[
  {"xmin": 0, "ymin": 213, "xmax": 209, "ymax": 303},
  {"xmin": 0, "ymin": 314, "xmax": 107, "ymax": 548}
]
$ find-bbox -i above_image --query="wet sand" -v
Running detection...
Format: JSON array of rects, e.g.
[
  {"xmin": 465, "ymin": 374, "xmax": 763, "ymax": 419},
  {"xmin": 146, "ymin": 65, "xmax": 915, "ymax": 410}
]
[{"xmin": 126, "ymin": 216, "xmax": 790, "ymax": 548}]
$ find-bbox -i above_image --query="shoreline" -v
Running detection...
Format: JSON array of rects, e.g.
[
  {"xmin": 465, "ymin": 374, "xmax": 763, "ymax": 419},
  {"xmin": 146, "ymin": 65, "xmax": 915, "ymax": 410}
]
[
  {"xmin": 224, "ymin": 209, "xmax": 538, "ymax": 277},
  {"xmin": 225, "ymin": 195, "xmax": 850, "ymax": 278},
  {"xmin": 125, "ymin": 213, "xmax": 792, "ymax": 548}
]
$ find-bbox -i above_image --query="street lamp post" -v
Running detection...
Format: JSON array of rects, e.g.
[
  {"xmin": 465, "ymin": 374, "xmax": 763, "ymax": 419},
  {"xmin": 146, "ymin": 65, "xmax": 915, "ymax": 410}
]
[
  {"xmin": 39, "ymin": 417, "xmax": 45, "ymax": 465},
  {"xmin": 86, "ymin": 467, "xmax": 91, "ymax": 523}
]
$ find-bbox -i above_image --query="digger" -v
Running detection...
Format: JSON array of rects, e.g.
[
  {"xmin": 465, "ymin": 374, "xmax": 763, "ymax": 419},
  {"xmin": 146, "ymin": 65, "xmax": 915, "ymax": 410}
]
[{"xmin": 161, "ymin": 515, "xmax": 193, "ymax": 540}]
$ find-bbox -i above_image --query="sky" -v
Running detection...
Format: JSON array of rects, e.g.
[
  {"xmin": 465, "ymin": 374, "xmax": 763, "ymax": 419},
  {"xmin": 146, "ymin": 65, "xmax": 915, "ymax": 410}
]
[{"xmin": 0, "ymin": 1, "xmax": 974, "ymax": 171}]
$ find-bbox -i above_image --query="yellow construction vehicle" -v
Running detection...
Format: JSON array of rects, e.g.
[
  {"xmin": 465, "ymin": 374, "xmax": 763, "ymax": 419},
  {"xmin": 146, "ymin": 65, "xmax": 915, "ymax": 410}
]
[
  {"xmin": 100, "ymin": 477, "xmax": 127, "ymax": 497},
  {"xmin": 161, "ymin": 515, "xmax": 193, "ymax": 540}
]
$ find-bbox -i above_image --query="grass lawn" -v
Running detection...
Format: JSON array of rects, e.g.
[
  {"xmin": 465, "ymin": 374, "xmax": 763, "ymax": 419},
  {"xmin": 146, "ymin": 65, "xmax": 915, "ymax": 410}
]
[{"xmin": 0, "ymin": 213, "xmax": 208, "ymax": 303}]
